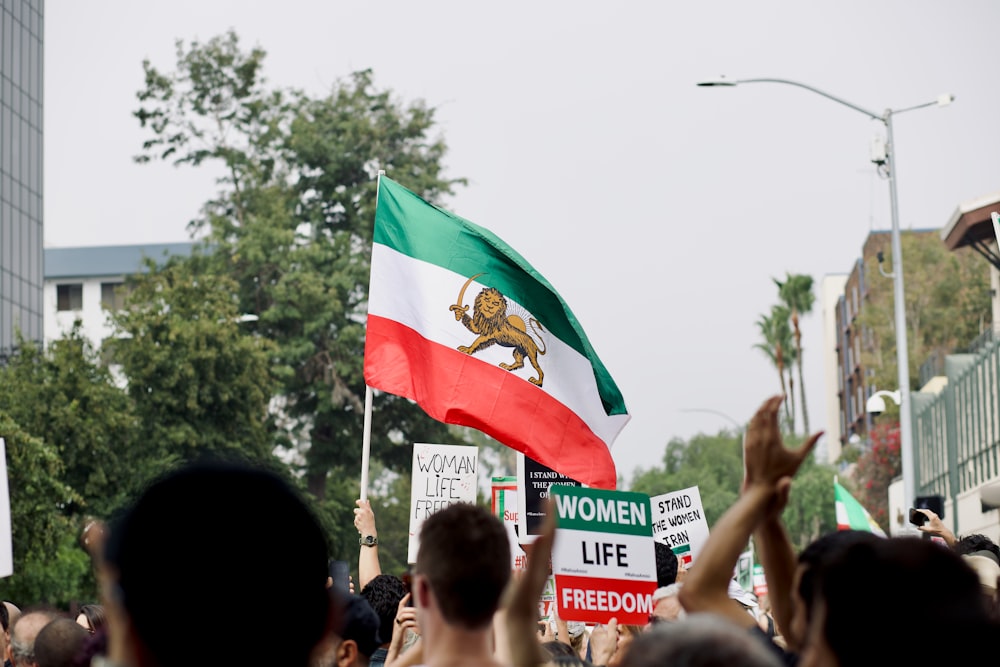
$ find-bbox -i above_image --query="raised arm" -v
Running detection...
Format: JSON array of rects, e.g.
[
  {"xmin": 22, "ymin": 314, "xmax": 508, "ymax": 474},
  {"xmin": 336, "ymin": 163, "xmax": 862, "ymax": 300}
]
[
  {"xmin": 742, "ymin": 394, "xmax": 821, "ymax": 651},
  {"xmin": 354, "ymin": 498, "xmax": 382, "ymax": 590}
]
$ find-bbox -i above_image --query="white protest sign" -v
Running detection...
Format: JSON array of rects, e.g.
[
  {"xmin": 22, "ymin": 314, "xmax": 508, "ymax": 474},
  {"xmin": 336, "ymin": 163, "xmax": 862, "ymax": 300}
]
[
  {"xmin": 649, "ymin": 485, "xmax": 710, "ymax": 568},
  {"xmin": 407, "ymin": 443, "xmax": 478, "ymax": 563},
  {"xmin": 0, "ymin": 439, "xmax": 11, "ymax": 577},
  {"xmin": 551, "ymin": 485, "xmax": 657, "ymax": 625}
]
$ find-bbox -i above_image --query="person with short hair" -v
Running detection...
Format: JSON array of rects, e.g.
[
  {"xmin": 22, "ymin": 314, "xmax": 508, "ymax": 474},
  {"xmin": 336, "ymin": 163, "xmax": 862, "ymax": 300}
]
[
  {"xmin": 411, "ymin": 502, "xmax": 510, "ymax": 667},
  {"xmin": 7, "ymin": 608, "xmax": 60, "ymax": 667},
  {"xmin": 93, "ymin": 461, "xmax": 336, "ymax": 667},
  {"xmin": 621, "ymin": 614, "xmax": 782, "ymax": 667},
  {"xmin": 33, "ymin": 619, "xmax": 87, "ymax": 667},
  {"xmin": 312, "ymin": 594, "xmax": 381, "ymax": 667},
  {"xmin": 358, "ymin": 574, "xmax": 407, "ymax": 667}
]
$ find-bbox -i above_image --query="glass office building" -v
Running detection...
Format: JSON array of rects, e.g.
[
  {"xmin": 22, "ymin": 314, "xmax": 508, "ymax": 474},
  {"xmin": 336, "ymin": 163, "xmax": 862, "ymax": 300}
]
[{"xmin": 0, "ymin": 0, "xmax": 43, "ymax": 357}]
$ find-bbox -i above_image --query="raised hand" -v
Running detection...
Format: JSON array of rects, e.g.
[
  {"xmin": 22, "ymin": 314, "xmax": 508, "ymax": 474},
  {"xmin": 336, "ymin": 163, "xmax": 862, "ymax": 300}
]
[{"xmin": 742, "ymin": 394, "xmax": 822, "ymax": 492}]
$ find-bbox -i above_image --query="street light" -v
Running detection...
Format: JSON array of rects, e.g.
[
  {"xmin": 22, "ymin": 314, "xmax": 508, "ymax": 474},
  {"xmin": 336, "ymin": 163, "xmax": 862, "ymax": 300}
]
[{"xmin": 698, "ymin": 76, "xmax": 954, "ymax": 510}]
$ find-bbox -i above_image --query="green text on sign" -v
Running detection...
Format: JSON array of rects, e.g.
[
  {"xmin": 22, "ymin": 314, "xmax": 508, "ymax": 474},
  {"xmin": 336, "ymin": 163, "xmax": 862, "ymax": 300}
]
[{"xmin": 553, "ymin": 486, "xmax": 652, "ymax": 536}]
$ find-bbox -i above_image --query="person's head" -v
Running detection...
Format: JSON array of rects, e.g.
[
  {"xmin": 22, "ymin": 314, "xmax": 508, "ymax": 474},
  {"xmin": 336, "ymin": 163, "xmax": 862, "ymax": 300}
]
[
  {"xmin": 103, "ymin": 461, "xmax": 334, "ymax": 667},
  {"xmin": 653, "ymin": 542, "xmax": 679, "ymax": 587},
  {"xmin": 413, "ymin": 502, "xmax": 510, "ymax": 631},
  {"xmin": 789, "ymin": 529, "xmax": 880, "ymax": 648},
  {"xmin": 358, "ymin": 574, "xmax": 407, "ymax": 646},
  {"xmin": 312, "ymin": 594, "xmax": 381, "ymax": 667},
  {"xmin": 649, "ymin": 583, "xmax": 685, "ymax": 625},
  {"xmin": 801, "ymin": 536, "xmax": 1000, "ymax": 667},
  {"xmin": 622, "ymin": 613, "xmax": 782, "ymax": 667},
  {"xmin": 608, "ymin": 625, "xmax": 643, "ymax": 667},
  {"xmin": 953, "ymin": 533, "xmax": 1000, "ymax": 561},
  {"xmin": 33, "ymin": 618, "xmax": 87, "ymax": 667},
  {"xmin": 73, "ymin": 606, "xmax": 104, "ymax": 636},
  {"xmin": 8, "ymin": 609, "xmax": 61, "ymax": 667}
]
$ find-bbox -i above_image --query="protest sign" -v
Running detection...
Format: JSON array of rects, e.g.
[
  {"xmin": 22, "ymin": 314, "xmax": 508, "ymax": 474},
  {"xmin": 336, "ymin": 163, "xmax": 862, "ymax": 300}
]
[
  {"xmin": 516, "ymin": 452, "xmax": 580, "ymax": 544},
  {"xmin": 407, "ymin": 443, "xmax": 478, "ymax": 563},
  {"xmin": 492, "ymin": 476, "xmax": 527, "ymax": 570},
  {"xmin": 551, "ymin": 485, "xmax": 657, "ymax": 625},
  {"xmin": 649, "ymin": 485, "xmax": 710, "ymax": 567}
]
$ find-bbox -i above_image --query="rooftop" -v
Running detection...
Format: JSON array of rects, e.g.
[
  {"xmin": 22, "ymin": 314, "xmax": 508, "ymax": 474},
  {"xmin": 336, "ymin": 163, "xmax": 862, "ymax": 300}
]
[{"xmin": 45, "ymin": 243, "xmax": 197, "ymax": 280}]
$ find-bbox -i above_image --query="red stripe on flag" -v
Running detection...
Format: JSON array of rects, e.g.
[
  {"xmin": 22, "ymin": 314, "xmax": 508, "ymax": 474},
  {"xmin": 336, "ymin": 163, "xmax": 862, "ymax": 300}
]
[
  {"xmin": 555, "ymin": 575, "xmax": 657, "ymax": 625},
  {"xmin": 364, "ymin": 315, "xmax": 617, "ymax": 489}
]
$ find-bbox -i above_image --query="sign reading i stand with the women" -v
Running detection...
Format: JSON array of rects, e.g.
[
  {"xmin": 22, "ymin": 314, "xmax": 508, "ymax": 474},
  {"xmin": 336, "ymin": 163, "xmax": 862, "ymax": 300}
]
[{"xmin": 551, "ymin": 485, "xmax": 657, "ymax": 625}]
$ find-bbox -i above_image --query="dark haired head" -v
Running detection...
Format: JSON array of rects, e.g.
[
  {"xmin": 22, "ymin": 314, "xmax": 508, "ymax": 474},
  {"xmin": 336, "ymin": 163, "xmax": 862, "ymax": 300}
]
[
  {"xmin": 103, "ymin": 461, "xmax": 332, "ymax": 667},
  {"xmin": 816, "ymin": 536, "xmax": 1000, "ymax": 664},
  {"xmin": 796, "ymin": 529, "xmax": 880, "ymax": 619},
  {"xmin": 359, "ymin": 574, "xmax": 407, "ymax": 645},
  {"xmin": 954, "ymin": 534, "xmax": 1000, "ymax": 562},
  {"xmin": 654, "ymin": 541, "xmax": 679, "ymax": 587}
]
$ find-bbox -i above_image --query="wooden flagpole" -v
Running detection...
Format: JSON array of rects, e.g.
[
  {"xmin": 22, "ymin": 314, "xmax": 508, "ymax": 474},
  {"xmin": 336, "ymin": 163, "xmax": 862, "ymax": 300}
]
[{"xmin": 360, "ymin": 171, "xmax": 386, "ymax": 501}]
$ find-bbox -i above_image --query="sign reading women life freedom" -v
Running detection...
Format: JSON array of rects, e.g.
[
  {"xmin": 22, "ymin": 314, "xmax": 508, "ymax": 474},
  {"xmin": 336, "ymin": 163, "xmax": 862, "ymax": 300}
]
[
  {"xmin": 407, "ymin": 443, "xmax": 478, "ymax": 563},
  {"xmin": 551, "ymin": 485, "xmax": 657, "ymax": 625}
]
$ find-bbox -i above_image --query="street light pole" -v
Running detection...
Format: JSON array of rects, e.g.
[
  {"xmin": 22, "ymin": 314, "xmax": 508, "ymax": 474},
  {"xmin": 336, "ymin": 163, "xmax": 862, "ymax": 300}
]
[{"xmin": 697, "ymin": 77, "xmax": 953, "ymax": 509}]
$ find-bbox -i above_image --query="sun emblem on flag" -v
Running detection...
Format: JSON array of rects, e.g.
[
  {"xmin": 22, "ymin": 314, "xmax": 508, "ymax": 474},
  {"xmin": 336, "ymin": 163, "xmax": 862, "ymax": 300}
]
[{"xmin": 448, "ymin": 273, "xmax": 547, "ymax": 386}]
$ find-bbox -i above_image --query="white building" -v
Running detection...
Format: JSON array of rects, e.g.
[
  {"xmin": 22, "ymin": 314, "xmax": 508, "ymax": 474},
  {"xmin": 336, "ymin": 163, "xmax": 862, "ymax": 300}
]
[
  {"xmin": 44, "ymin": 243, "xmax": 195, "ymax": 345},
  {"xmin": 819, "ymin": 273, "xmax": 849, "ymax": 466}
]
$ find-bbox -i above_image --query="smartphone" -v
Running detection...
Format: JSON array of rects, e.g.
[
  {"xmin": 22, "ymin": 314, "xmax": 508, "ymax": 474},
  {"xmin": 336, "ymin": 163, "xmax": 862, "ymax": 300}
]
[
  {"xmin": 909, "ymin": 507, "xmax": 928, "ymax": 527},
  {"xmin": 329, "ymin": 559, "xmax": 351, "ymax": 593}
]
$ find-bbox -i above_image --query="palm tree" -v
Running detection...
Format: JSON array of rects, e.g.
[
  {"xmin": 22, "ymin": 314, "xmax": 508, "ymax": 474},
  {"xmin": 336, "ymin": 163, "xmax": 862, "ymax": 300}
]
[
  {"xmin": 775, "ymin": 273, "xmax": 815, "ymax": 435},
  {"xmin": 754, "ymin": 304, "xmax": 795, "ymax": 431}
]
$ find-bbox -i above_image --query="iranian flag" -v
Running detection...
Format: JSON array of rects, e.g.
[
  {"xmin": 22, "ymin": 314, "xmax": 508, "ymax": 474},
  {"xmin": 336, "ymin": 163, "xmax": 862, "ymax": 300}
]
[
  {"xmin": 834, "ymin": 481, "xmax": 886, "ymax": 536},
  {"xmin": 363, "ymin": 177, "xmax": 630, "ymax": 489}
]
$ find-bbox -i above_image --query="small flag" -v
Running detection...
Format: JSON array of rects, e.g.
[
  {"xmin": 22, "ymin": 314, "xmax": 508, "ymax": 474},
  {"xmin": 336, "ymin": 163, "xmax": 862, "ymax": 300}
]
[
  {"xmin": 671, "ymin": 543, "xmax": 693, "ymax": 567},
  {"xmin": 834, "ymin": 481, "xmax": 886, "ymax": 536},
  {"xmin": 364, "ymin": 177, "xmax": 630, "ymax": 489}
]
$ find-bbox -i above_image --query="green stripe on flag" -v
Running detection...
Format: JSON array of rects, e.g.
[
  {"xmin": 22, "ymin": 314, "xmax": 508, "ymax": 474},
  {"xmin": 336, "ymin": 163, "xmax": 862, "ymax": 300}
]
[
  {"xmin": 834, "ymin": 482, "xmax": 886, "ymax": 536},
  {"xmin": 374, "ymin": 176, "xmax": 627, "ymax": 416}
]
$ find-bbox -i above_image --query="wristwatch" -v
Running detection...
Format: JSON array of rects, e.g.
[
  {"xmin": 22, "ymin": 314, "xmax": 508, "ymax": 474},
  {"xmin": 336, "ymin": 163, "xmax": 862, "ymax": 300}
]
[{"xmin": 360, "ymin": 534, "xmax": 378, "ymax": 547}]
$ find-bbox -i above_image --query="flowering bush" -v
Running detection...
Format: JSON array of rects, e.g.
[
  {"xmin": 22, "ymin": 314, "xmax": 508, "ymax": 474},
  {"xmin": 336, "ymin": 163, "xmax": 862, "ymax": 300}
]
[{"xmin": 852, "ymin": 422, "xmax": 901, "ymax": 532}]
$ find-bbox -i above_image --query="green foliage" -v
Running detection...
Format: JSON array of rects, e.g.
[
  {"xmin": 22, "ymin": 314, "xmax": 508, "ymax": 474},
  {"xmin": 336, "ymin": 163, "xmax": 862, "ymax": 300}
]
[
  {"xmin": 0, "ymin": 411, "xmax": 85, "ymax": 605},
  {"xmin": 774, "ymin": 273, "xmax": 815, "ymax": 435},
  {"xmin": 754, "ymin": 304, "xmax": 795, "ymax": 430},
  {"xmin": 133, "ymin": 30, "xmax": 469, "ymax": 501},
  {"xmin": 0, "ymin": 328, "xmax": 138, "ymax": 518},
  {"xmin": 857, "ymin": 233, "xmax": 991, "ymax": 391},
  {"xmin": 629, "ymin": 430, "xmax": 837, "ymax": 551},
  {"xmin": 110, "ymin": 256, "xmax": 280, "ymax": 469},
  {"xmin": 629, "ymin": 431, "xmax": 744, "ymax": 526}
]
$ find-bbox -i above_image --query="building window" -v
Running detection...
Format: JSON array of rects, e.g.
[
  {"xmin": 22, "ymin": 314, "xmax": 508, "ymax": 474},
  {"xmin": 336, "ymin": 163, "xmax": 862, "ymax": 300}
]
[
  {"xmin": 101, "ymin": 282, "xmax": 129, "ymax": 311},
  {"xmin": 56, "ymin": 283, "xmax": 83, "ymax": 311}
]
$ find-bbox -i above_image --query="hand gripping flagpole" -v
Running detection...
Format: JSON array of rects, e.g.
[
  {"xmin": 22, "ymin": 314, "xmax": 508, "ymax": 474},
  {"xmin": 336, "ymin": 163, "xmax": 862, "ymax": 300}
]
[{"xmin": 359, "ymin": 171, "xmax": 386, "ymax": 501}]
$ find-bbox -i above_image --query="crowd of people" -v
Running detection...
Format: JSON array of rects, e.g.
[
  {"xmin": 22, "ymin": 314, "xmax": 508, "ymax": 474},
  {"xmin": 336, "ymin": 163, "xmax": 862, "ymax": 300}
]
[{"xmin": 2, "ymin": 394, "xmax": 1000, "ymax": 667}]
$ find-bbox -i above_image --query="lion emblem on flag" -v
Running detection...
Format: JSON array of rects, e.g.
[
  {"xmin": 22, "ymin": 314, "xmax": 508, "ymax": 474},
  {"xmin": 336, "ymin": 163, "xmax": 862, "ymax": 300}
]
[{"xmin": 449, "ymin": 274, "xmax": 547, "ymax": 386}]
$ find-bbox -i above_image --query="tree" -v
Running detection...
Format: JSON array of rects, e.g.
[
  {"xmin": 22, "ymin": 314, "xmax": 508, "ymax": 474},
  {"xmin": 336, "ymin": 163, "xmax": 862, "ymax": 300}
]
[
  {"xmin": 754, "ymin": 305, "xmax": 795, "ymax": 431},
  {"xmin": 629, "ymin": 429, "xmax": 836, "ymax": 551},
  {"xmin": 774, "ymin": 273, "xmax": 815, "ymax": 434},
  {"xmin": 852, "ymin": 422, "xmax": 901, "ymax": 533},
  {"xmin": 133, "ymin": 31, "xmax": 469, "ymax": 500},
  {"xmin": 0, "ymin": 327, "xmax": 140, "ymax": 519},
  {"xmin": 110, "ymin": 255, "xmax": 280, "ymax": 470},
  {"xmin": 857, "ymin": 233, "xmax": 991, "ymax": 394},
  {"xmin": 0, "ymin": 411, "xmax": 85, "ymax": 606}
]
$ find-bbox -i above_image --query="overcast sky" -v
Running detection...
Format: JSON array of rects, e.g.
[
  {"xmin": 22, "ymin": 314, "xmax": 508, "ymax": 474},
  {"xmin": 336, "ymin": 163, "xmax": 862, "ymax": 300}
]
[{"xmin": 44, "ymin": 1, "xmax": 1000, "ymax": 485}]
